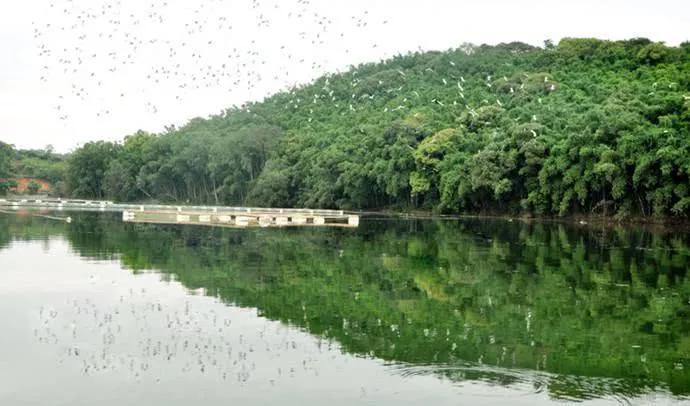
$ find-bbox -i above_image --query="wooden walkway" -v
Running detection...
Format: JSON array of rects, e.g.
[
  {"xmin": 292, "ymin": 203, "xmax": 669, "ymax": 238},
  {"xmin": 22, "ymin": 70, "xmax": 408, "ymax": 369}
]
[{"xmin": 0, "ymin": 198, "xmax": 359, "ymax": 228}]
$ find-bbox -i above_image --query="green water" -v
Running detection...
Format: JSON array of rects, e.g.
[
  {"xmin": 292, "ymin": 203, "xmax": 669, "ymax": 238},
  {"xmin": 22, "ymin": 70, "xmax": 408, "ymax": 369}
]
[{"xmin": 1, "ymin": 212, "xmax": 689, "ymax": 405}]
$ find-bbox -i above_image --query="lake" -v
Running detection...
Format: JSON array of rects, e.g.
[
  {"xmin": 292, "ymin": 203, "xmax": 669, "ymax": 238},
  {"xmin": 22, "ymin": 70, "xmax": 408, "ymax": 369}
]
[{"xmin": 1, "ymin": 211, "xmax": 689, "ymax": 405}]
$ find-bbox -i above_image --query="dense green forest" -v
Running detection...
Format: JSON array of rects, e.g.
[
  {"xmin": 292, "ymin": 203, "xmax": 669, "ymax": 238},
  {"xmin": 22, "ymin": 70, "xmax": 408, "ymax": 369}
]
[{"xmin": 6, "ymin": 38, "xmax": 690, "ymax": 217}]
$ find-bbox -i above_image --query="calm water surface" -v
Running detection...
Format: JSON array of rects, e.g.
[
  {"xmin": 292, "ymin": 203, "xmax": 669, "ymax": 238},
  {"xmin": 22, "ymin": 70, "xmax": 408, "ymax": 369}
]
[{"xmin": 1, "ymin": 211, "xmax": 689, "ymax": 405}]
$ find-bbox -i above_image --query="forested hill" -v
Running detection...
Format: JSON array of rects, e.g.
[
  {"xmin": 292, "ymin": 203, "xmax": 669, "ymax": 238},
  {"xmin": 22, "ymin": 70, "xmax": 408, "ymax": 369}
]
[{"xmin": 54, "ymin": 39, "xmax": 690, "ymax": 216}]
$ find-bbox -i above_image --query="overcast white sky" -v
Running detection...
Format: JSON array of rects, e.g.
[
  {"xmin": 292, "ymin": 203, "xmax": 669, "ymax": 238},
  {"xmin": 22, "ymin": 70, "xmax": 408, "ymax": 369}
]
[{"xmin": 1, "ymin": 0, "xmax": 688, "ymax": 153}]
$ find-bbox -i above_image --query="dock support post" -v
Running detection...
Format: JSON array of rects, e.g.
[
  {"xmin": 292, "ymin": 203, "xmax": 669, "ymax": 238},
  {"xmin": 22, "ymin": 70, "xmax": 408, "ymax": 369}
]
[
  {"xmin": 348, "ymin": 216, "xmax": 359, "ymax": 226},
  {"xmin": 235, "ymin": 216, "xmax": 251, "ymax": 227}
]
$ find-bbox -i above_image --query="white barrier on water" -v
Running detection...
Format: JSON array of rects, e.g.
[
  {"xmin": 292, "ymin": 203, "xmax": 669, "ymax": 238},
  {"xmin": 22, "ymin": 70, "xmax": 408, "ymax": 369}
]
[{"xmin": 1, "ymin": 199, "xmax": 360, "ymax": 228}]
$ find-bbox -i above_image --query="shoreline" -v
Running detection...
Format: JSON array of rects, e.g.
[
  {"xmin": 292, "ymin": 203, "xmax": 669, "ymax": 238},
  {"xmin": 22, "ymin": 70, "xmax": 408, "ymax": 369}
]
[
  {"xmin": 4, "ymin": 196, "xmax": 689, "ymax": 232},
  {"xmin": 356, "ymin": 209, "xmax": 690, "ymax": 231}
]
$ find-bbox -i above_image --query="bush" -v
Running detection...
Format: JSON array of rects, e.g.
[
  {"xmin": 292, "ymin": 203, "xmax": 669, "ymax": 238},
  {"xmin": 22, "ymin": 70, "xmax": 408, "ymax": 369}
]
[{"xmin": 26, "ymin": 180, "xmax": 41, "ymax": 194}]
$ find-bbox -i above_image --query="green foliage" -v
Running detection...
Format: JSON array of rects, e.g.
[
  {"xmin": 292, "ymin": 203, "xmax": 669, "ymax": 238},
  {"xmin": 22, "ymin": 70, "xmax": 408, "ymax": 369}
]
[
  {"xmin": 12, "ymin": 146, "xmax": 67, "ymax": 189},
  {"xmin": 0, "ymin": 142, "xmax": 17, "ymax": 195},
  {"xmin": 66, "ymin": 141, "xmax": 121, "ymax": 198},
  {"xmin": 0, "ymin": 181, "xmax": 10, "ymax": 196},
  {"xmin": 637, "ymin": 42, "xmax": 676, "ymax": 65},
  {"xmin": 26, "ymin": 180, "xmax": 41, "ymax": 194},
  {"xmin": 61, "ymin": 38, "xmax": 690, "ymax": 217},
  {"xmin": 0, "ymin": 141, "xmax": 14, "ymax": 179}
]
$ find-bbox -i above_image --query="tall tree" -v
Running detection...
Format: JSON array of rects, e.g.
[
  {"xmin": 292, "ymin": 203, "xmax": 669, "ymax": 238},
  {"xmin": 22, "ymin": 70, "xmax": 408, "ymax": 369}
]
[{"xmin": 66, "ymin": 141, "xmax": 120, "ymax": 199}]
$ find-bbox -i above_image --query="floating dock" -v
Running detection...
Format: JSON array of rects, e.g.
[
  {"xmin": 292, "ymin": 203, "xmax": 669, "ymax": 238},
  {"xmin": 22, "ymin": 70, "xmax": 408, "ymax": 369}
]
[{"xmin": 0, "ymin": 198, "xmax": 359, "ymax": 228}]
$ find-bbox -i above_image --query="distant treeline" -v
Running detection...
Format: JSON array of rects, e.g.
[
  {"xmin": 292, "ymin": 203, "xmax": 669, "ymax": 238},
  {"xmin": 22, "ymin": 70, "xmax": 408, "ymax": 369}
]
[
  {"xmin": 4, "ymin": 38, "xmax": 690, "ymax": 217},
  {"xmin": 0, "ymin": 144, "xmax": 67, "ymax": 195}
]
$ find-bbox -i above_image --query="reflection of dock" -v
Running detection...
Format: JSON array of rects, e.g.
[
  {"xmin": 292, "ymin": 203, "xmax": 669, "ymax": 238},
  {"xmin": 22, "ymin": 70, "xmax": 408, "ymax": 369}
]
[{"xmin": 0, "ymin": 198, "xmax": 359, "ymax": 228}]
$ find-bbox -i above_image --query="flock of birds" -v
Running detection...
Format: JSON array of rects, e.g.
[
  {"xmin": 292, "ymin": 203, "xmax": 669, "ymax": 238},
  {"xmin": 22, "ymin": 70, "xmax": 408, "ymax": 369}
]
[
  {"xmin": 32, "ymin": 269, "xmax": 540, "ymax": 388},
  {"xmin": 32, "ymin": 0, "xmax": 558, "ymax": 129},
  {"xmin": 32, "ymin": 0, "xmax": 397, "ymax": 122},
  {"xmin": 34, "ymin": 281, "xmax": 349, "ymax": 385},
  {"xmin": 277, "ymin": 67, "xmax": 557, "ymax": 131}
]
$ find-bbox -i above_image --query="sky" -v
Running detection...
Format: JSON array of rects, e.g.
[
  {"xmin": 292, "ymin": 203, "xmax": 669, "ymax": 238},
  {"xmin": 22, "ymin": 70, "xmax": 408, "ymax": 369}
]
[{"xmin": 1, "ymin": 0, "xmax": 688, "ymax": 153}]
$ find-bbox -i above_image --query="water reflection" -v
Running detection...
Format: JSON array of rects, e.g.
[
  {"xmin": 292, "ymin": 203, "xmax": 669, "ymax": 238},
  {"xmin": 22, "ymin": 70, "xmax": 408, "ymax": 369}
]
[{"xmin": 1, "ymin": 211, "xmax": 689, "ymax": 404}]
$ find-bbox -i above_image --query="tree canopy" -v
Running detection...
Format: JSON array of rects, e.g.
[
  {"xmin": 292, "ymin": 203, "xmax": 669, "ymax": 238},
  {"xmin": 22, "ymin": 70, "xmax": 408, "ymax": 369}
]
[
  {"xmin": 0, "ymin": 142, "xmax": 15, "ymax": 195},
  {"xmin": 0, "ymin": 141, "xmax": 14, "ymax": 179}
]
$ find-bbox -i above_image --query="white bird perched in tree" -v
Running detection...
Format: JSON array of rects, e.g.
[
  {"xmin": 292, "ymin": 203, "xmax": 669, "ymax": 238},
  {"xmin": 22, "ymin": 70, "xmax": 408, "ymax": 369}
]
[
  {"xmin": 449, "ymin": 61, "xmax": 456, "ymax": 66},
  {"xmin": 503, "ymin": 76, "xmax": 508, "ymax": 81},
  {"xmin": 538, "ymin": 98, "xmax": 542, "ymax": 104},
  {"xmin": 496, "ymin": 99, "xmax": 503, "ymax": 106},
  {"xmin": 442, "ymin": 78, "xmax": 447, "ymax": 85},
  {"xmin": 532, "ymin": 114, "xmax": 537, "ymax": 121},
  {"xmin": 544, "ymin": 76, "xmax": 549, "ymax": 82},
  {"xmin": 510, "ymin": 87, "xmax": 514, "ymax": 93},
  {"xmin": 530, "ymin": 130, "xmax": 537, "ymax": 137},
  {"xmin": 460, "ymin": 76, "xmax": 465, "ymax": 82},
  {"xmin": 549, "ymin": 84, "xmax": 556, "ymax": 91},
  {"xmin": 487, "ymin": 74, "xmax": 492, "ymax": 81}
]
